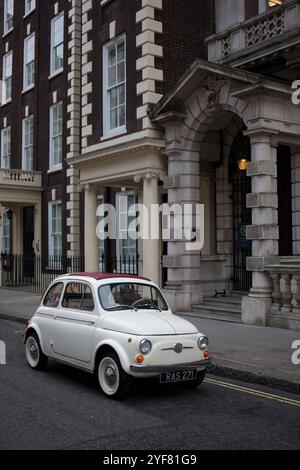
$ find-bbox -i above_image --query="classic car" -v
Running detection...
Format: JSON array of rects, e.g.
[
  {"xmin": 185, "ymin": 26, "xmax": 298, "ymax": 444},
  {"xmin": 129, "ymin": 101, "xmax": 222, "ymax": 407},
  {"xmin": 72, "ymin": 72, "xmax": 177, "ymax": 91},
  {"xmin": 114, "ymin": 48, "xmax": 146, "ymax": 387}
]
[{"xmin": 24, "ymin": 273, "xmax": 211, "ymax": 399}]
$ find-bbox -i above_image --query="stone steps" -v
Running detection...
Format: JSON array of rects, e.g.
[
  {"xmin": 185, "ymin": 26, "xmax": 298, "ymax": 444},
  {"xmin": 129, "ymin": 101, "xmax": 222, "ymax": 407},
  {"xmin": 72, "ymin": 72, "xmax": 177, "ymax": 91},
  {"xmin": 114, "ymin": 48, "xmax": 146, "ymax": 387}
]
[{"xmin": 190, "ymin": 293, "xmax": 243, "ymax": 323}]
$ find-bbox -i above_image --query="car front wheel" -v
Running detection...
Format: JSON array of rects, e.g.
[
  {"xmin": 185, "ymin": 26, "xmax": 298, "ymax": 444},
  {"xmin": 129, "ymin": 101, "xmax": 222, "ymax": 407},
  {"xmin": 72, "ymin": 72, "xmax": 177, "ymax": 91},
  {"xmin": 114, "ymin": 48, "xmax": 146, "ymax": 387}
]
[
  {"xmin": 25, "ymin": 332, "xmax": 48, "ymax": 370},
  {"xmin": 97, "ymin": 351, "xmax": 130, "ymax": 399}
]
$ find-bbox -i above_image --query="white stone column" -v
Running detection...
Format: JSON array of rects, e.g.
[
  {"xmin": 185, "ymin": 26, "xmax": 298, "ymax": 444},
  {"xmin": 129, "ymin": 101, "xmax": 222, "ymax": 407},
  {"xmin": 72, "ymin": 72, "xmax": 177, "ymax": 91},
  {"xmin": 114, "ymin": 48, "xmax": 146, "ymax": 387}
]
[
  {"xmin": 141, "ymin": 172, "xmax": 160, "ymax": 286},
  {"xmin": 242, "ymin": 131, "xmax": 279, "ymax": 326},
  {"xmin": 84, "ymin": 185, "xmax": 99, "ymax": 272}
]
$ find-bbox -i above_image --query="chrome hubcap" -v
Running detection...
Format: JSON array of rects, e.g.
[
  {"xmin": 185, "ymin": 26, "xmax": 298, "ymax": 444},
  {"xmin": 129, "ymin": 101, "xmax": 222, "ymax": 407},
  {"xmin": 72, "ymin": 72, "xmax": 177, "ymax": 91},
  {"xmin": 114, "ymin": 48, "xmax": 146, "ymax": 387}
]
[
  {"xmin": 105, "ymin": 366, "xmax": 117, "ymax": 386},
  {"xmin": 26, "ymin": 337, "xmax": 39, "ymax": 367},
  {"xmin": 99, "ymin": 357, "xmax": 120, "ymax": 396}
]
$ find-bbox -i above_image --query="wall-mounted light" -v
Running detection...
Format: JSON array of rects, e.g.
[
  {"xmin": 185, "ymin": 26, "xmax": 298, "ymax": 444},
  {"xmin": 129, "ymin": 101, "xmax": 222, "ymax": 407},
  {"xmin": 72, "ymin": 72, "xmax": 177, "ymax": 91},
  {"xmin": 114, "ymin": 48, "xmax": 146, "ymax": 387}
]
[{"xmin": 237, "ymin": 158, "xmax": 249, "ymax": 171}]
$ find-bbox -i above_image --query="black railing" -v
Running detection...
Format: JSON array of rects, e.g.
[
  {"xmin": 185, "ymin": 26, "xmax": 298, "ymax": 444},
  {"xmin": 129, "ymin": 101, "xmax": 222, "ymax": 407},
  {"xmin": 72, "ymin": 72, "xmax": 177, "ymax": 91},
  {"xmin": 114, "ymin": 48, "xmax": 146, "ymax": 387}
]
[
  {"xmin": 99, "ymin": 253, "xmax": 140, "ymax": 275},
  {"xmin": 0, "ymin": 254, "xmax": 84, "ymax": 294},
  {"xmin": 0, "ymin": 253, "xmax": 141, "ymax": 294}
]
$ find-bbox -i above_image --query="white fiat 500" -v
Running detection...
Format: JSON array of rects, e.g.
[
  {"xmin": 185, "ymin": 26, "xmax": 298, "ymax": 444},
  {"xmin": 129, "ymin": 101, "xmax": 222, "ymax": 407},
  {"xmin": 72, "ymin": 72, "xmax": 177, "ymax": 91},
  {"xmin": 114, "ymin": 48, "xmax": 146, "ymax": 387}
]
[{"xmin": 25, "ymin": 273, "xmax": 211, "ymax": 399}]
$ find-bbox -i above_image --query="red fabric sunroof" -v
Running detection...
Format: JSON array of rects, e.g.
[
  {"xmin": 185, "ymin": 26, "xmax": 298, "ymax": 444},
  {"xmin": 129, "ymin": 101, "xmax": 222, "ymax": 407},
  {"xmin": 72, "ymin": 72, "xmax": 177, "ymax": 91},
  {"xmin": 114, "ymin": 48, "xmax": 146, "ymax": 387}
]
[{"xmin": 70, "ymin": 272, "xmax": 151, "ymax": 281}]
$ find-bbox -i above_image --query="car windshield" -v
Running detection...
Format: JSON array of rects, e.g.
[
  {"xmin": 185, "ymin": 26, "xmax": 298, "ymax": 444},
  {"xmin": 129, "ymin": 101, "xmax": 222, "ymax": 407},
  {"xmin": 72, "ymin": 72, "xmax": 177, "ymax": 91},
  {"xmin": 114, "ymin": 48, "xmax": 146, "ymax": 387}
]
[{"xmin": 98, "ymin": 282, "xmax": 169, "ymax": 311}]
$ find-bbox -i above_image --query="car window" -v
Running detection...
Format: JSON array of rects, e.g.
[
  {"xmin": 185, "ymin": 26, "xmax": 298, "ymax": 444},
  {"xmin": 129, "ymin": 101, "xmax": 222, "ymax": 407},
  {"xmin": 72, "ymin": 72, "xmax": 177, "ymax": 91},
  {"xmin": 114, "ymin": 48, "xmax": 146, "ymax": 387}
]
[
  {"xmin": 99, "ymin": 283, "xmax": 169, "ymax": 311},
  {"xmin": 62, "ymin": 282, "xmax": 95, "ymax": 312},
  {"xmin": 43, "ymin": 282, "xmax": 64, "ymax": 308}
]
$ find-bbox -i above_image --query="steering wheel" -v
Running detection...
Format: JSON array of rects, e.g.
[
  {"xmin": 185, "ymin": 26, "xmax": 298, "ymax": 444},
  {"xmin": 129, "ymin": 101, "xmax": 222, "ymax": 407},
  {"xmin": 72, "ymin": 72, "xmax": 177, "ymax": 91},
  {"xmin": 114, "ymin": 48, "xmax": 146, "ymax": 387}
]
[{"xmin": 130, "ymin": 298, "xmax": 155, "ymax": 309}]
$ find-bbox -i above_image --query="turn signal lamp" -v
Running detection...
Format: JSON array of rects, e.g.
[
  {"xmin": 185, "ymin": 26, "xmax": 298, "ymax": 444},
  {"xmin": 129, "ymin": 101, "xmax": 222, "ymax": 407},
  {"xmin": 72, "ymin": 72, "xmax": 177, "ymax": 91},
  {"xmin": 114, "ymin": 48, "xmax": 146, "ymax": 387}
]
[
  {"xmin": 135, "ymin": 354, "xmax": 144, "ymax": 364},
  {"xmin": 203, "ymin": 350, "xmax": 209, "ymax": 359}
]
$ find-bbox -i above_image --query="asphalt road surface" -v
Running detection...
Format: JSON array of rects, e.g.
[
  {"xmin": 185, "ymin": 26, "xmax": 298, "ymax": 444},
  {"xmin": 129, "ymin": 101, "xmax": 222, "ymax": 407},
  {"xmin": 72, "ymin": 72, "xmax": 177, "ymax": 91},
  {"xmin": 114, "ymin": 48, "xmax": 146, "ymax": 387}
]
[{"xmin": 1, "ymin": 319, "xmax": 300, "ymax": 450}]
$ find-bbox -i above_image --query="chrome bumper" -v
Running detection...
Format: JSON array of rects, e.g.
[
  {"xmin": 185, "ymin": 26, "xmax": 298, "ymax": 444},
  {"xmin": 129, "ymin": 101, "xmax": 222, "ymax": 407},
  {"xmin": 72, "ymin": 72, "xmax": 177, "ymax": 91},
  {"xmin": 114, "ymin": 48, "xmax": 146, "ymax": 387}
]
[{"xmin": 130, "ymin": 358, "xmax": 211, "ymax": 374}]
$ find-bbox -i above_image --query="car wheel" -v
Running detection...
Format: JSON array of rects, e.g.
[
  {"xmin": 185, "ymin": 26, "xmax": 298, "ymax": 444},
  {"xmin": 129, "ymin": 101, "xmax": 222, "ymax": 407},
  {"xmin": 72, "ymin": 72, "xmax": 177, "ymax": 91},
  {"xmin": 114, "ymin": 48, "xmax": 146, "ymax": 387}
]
[
  {"xmin": 25, "ymin": 332, "xmax": 48, "ymax": 370},
  {"xmin": 182, "ymin": 370, "xmax": 206, "ymax": 389},
  {"xmin": 97, "ymin": 351, "xmax": 130, "ymax": 399}
]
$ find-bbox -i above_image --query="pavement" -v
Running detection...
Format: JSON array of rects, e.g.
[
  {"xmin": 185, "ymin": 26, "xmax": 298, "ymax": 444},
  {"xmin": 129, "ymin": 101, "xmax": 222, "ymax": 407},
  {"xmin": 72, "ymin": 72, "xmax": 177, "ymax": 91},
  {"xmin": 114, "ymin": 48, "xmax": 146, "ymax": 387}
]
[{"xmin": 0, "ymin": 287, "xmax": 300, "ymax": 395}]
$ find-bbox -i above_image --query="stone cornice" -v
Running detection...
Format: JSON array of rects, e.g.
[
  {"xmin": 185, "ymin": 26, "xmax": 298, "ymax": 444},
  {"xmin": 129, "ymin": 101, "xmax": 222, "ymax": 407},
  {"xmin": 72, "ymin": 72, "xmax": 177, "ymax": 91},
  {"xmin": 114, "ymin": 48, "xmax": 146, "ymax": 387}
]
[{"xmin": 67, "ymin": 137, "xmax": 166, "ymax": 168}]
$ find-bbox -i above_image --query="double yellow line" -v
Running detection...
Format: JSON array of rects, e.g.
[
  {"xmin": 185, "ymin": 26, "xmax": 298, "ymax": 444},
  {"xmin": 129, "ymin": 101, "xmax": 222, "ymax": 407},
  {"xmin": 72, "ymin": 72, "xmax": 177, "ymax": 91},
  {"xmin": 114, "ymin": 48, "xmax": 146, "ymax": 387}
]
[{"xmin": 205, "ymin": 377, "xmax": 300, "ymax": 408}]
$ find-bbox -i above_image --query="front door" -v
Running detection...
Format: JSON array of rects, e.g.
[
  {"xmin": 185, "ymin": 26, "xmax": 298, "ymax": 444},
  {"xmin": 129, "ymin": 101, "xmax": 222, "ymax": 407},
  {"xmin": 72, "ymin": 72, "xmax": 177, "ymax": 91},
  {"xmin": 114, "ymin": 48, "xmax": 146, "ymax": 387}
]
[
  {"xmin": 52, "ymin": 281, "xmax": 97, "ymax": 363},
  {"xmin": 230, "ymin": 132, "xmax": 252, "ymax": 291},
  {"xmin": 23, "ymin": 206, "xmax": 35, "ymax": 279}
]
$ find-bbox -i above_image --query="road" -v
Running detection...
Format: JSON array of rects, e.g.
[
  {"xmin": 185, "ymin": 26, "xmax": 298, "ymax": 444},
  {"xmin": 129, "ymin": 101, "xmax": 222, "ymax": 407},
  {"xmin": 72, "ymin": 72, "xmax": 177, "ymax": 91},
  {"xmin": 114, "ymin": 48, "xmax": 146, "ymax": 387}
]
[{"xmin": 0, "ymin": 319, "xmax": 300, "ymax": 450}]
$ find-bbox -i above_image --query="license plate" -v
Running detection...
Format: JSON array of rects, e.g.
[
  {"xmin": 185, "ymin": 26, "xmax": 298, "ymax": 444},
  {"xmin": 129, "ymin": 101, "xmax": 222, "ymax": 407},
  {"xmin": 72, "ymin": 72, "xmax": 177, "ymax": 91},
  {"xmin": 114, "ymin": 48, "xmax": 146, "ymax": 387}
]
[{"xmin": 160, "ymin": 369, "xmax": 197, "ymax": 384}]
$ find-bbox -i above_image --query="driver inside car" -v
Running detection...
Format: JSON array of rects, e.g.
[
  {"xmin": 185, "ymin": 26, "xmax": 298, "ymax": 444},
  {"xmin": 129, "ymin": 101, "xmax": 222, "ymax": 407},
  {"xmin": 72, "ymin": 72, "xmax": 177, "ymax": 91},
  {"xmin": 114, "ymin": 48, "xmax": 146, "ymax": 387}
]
[{"xmin": 116, "ymin": 284, "xmax": 140, "ymax": 306}]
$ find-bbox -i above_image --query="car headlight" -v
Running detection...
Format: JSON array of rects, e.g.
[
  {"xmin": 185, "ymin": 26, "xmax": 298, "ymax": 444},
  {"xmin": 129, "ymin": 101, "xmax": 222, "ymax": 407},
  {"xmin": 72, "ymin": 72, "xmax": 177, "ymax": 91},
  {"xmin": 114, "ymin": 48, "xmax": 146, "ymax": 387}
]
[
  {"xmin": 198, "ymin": 336, "xmax": 208, "ymax": 350},
  {"xmin": 139, "ymin": 339, "xmax": 152, "ymax": 354}
]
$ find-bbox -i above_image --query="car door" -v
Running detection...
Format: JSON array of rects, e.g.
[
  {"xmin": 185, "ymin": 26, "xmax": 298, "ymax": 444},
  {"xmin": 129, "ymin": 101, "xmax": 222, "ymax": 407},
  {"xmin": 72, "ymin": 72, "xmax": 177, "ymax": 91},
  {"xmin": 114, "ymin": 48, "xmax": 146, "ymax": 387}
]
[
  {"xmin": 36, "ymin": 281, "xmax": 65, "ymax": 356},
  {"xmin": 51, "ymin": 281, "xmax": 98, "ymax": 363}
]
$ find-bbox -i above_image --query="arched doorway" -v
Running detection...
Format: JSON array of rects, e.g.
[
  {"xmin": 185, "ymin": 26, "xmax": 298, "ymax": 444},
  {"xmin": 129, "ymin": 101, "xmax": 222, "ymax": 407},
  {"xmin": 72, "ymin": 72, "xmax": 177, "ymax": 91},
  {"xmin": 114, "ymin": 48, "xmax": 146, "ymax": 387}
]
[{"xmin": 229, "ymin": 131, "xmax": 252, "ymax": 291}]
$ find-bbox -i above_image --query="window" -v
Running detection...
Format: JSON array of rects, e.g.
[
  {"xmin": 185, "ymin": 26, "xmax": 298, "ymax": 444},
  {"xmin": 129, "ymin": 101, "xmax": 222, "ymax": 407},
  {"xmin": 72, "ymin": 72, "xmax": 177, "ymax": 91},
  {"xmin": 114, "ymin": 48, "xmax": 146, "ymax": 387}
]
[
  {"xmin": 49, "ymin": 102, "xmax": 63, "ymax": 169},
  {"xmin": 103, "ymin": 36, "xmax": 126, "ymax": 136},
  {"xmin": 3, "ymin": 0, "xmax": 14, "ymax": 34},
  {"xmin": 62, "ymin": 283, "xmax": 95, "ymax": 311},
  {"xmin": 22, "ymin": 115, "xmax": 34, "ymax": 170},
  {"xmin": 116, "ymin": 191, "xmax": 137, "ymax": 269},
  {"xmin": 2, "ymin": 51, "xmax": 12, "ymax": 104},
  {"xmin": 43, "ymin": 282, "xmax": 64, "ymax": 308},
  {"xmin": 1, "ymin": 127, "xmax": 11, "ymax": 168},
  {"xmin": 23, "ymin": 33, "xmax": 35, "ymax": 90},
  {"xmin": 48, "ymin": 201, "xmax": 62, "ymax": 257},
  {"xmin": 24, "ymin": 0, "xmax": 36, "ymax": 16},
  {"xmin": 2, "ymin": 210, "xmax": 11, "ymax": 255},
  {"xmin": 99, "ymin": 283, "xmax": 168, "ymax": 311},
  {"xmin": 51, "ymin": 13, "xmax": 64, "ymax": 75}
]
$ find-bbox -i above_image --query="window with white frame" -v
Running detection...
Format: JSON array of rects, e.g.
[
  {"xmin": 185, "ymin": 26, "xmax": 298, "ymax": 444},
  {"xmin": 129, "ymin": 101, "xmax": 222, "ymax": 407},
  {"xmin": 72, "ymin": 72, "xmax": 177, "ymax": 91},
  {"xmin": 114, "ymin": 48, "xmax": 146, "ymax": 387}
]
[
  {"xmin": 51, "ymin": 13, "xmax": 64, "ymax": 75},
  {"xmin": 103, "ymin": 36, "xmax": 126, "ymax": 136},
  {"xmin": 22, "ymin": 115, "xmax": 34, "ymax": 170},
  {"xmin": 49, "ymin": 102, "xmax": 63, "ymax": 170},
  {"xmin": 23, "ymin": 33, "xmax": 35, "ymax": 90},
  {"xmin": 48, "ymin": 201, "xmax": 62, "ymax": 257},
  {"xmin": 3, "ymin": 0, "xmax": 14, "ymax": 34},
  {"xmin": 2, "ymin": 210, "xmax": 11, "ymax": 255},
  {"xmin": 2, "ymin": 51, "xmax": 12, "ymax": 104},
  {"xmin": 24, "ymin": 0, "xmax": 36, "ymax": 16},
  {"xmin": 116, "ymin": 192, "xmax": 137, "ymax": 267},
  {"xmin": 1, "ymin": 127, "xmax": 11, "ymax": 168}
]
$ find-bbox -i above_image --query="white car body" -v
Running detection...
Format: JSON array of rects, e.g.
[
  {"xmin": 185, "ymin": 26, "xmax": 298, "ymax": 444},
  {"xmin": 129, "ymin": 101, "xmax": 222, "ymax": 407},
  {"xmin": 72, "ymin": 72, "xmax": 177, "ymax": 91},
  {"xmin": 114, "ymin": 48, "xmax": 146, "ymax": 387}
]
[{"xmin": 25, "ymin": 273, "xmax": 211, "ymax": 398}]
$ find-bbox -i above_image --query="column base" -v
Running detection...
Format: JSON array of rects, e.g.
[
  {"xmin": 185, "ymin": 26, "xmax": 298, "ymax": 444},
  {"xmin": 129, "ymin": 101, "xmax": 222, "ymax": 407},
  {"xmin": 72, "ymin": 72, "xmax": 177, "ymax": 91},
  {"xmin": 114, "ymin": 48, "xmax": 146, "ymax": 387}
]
[
  {"xmin": 241, "ymin": 295, "xmax": 271, "ymax": 326},
  {"xmin": 163, "ymin": 283, "xmax": 203, "ymax": 312}
]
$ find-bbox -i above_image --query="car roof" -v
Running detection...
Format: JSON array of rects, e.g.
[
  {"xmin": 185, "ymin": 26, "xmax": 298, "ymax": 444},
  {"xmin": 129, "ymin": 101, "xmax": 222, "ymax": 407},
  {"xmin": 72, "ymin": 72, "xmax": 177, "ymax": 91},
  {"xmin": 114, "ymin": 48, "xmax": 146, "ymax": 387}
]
[{"xmin": 61, "ymin": 272, "xmax": 151, "ymax": 282}]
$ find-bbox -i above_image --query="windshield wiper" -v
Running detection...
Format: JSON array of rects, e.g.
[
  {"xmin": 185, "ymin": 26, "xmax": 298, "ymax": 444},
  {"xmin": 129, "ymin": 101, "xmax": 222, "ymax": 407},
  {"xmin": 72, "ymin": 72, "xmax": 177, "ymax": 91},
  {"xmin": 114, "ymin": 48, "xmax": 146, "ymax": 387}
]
[
  {"xmin": 134, "ymin": 305, "xmax": 162, "ymax": 312},
  {"xmin": 106, "ymin": 305, "xmax": 132, "ymax": 311}
]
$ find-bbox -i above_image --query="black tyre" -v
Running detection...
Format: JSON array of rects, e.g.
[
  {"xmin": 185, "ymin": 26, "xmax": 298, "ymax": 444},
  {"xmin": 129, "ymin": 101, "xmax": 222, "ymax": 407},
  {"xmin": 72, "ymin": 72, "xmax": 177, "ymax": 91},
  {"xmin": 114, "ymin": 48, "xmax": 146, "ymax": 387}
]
[
  {"xmin": 97, "ymin": 351, "xmax": 130, "ymax": 399},
  {"xmin": 25, "ymin": 331, "xmax": 48, "ymax": 370}
]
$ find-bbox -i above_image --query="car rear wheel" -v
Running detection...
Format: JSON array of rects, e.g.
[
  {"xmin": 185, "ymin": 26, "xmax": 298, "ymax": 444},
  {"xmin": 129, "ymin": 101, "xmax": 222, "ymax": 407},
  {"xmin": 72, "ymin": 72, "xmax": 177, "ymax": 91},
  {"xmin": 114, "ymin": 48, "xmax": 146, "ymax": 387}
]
[
  {"xmin": 182, "ymin": 369, "xmax": 206, "ymax": 389},
  {"xmin": 25, "ymin": 332, "xmax": 48, "ymax": 370},
  {"xmin": 97, "ymin": 351, "xmax": 130, "ymax": 399}
]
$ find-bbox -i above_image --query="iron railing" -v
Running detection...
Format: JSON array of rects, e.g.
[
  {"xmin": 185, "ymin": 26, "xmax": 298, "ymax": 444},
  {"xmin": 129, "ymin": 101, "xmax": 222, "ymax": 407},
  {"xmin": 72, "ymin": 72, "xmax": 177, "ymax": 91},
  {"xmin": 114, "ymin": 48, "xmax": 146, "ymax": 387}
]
[
  {"xmin": 0, "ymin": 253, "xmax": 141, "ymax": 294},
  {"xmin": 99, "ymin": 253, "xmax": 140, "ymax": 275},
  {"xmin": 0, "ymin": 254, "xmax": 84, "ymax": 294}
]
